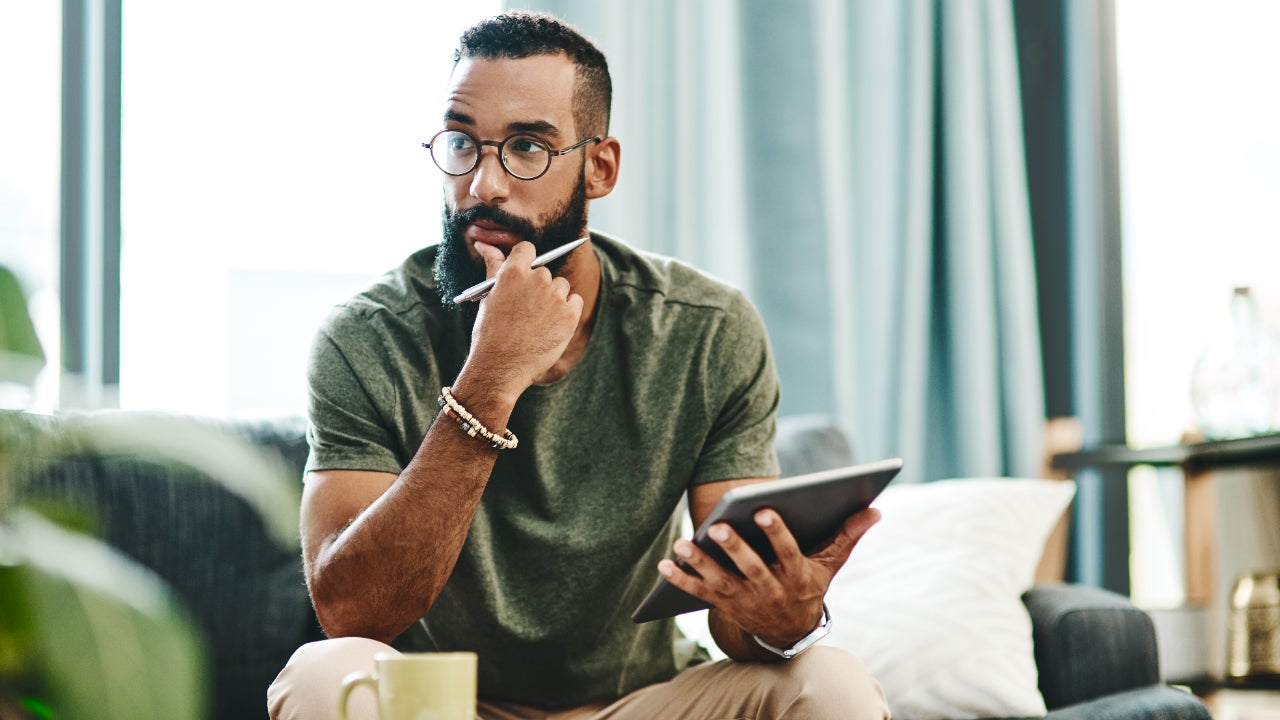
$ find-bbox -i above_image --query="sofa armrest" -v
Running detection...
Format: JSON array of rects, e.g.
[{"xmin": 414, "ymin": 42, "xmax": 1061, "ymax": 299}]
[
  {"xmin": 1044, "ymin": 686, "xmax": 1211, "ymax": 720},
  {"xmin": 1024, "ymin": 583, "xmax": 1165, "ymax": 709}
]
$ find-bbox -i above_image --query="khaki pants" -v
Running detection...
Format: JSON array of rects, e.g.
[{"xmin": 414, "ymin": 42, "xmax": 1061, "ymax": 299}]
[{"xmin": 268, "ymin": 637, "xmax": 890, "ymax": 720}]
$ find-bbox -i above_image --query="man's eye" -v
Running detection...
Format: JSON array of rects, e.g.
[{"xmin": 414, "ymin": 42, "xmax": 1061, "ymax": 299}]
[
  {"xmin": 448, "ymin": 136, "xmax": 473, "ymax": 153},
  {"xmin": 509, "ymin": 138, "xmax": 547, "ymax": 155}
]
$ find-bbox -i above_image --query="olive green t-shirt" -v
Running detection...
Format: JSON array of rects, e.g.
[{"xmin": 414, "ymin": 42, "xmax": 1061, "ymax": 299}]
[{"xmin": 305, "ymin": 232, "xmax": 781, "ymax": 707}]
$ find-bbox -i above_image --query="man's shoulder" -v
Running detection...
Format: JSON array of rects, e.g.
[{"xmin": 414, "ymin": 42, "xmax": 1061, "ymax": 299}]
[{"xmin": 593, "ymin": 232, "xmax": 746, "ymax": 312}]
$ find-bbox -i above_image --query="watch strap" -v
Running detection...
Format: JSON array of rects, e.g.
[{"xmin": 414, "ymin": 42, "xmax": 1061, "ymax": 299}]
[{"xmin": 751, "ymin": 601, "xmax": 832, "ymax": 659}]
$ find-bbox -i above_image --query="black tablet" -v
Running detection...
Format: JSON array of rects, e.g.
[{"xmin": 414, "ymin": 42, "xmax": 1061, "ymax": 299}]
[{"xmin": 630, "ymin": 458, "xmax": 903, "ymax": 623}]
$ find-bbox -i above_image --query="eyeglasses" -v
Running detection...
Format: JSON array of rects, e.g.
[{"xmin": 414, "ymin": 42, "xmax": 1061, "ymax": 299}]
[{"xmin": 422, "ymin": 130, "xmax": 601, "ymax": 181}]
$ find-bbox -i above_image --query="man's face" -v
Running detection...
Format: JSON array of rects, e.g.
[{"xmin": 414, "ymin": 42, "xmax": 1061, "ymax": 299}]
[{"xmin": 432, "ymin": 54, "xmax": 590, "ymax": 306}]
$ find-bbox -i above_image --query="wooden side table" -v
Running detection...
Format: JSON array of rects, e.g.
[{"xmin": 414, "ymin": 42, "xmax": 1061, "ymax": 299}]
[
  {"xmin": 1053, "ymin": 432, "xmax": 1280, "ymax": 605},
  {"xmin": 1053, "ymin": 433, "xmax": 1280, "ymax": 683}
]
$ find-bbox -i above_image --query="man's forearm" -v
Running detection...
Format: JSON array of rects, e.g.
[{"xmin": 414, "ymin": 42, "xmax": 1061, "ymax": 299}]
[{"xmin": 307, "ymin": 379, "xmax": 517, "ymax": 642}]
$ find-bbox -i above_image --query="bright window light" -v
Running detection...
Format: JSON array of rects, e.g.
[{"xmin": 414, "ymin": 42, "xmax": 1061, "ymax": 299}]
[
  {"xmin": 1117, "ymin": 0, "xmax": 1280, "ymax": 607},
  {"xmin": 1118, "ymin": 0, "xmax": 1280, "ymax": 446},
  {"xmin": 119, "ymin": 2, "xmax": 499, "ymax": 416},
  {"xmin": 0, "ymin": 4, "xmax": 61, "ymax": 411}
]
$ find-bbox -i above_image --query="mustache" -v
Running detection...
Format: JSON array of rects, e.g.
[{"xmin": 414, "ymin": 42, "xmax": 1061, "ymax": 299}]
[{"xmin": 447, "ymin": 204, "xmax": 538, "ymax": 240}]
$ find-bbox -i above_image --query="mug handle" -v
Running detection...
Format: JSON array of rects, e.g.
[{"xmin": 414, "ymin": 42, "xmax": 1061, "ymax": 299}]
[{"xmin": 338, "ymin": 671, "xmax": 379, "ymax": 720}]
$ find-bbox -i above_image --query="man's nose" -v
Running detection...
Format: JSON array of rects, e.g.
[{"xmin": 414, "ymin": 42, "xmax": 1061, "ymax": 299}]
[{"xmin": 468, "ymin": 147, "xmax": 509, "ymax": 205}]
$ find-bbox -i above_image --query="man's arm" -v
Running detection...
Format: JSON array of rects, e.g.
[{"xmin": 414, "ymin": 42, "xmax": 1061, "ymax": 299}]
[
  {"xmin": 301, "ymin": 376, "xmax": 512, "ymax": 643},
  {"xmin": 302, "ymin": 242, "xmax": 583, "ymax": 643},
  {"xmin": 671, "ymin": 478, "xmax": 881, "ymax": 662}
]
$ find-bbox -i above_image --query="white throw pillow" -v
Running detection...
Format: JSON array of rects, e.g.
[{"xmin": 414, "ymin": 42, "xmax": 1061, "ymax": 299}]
[{"xmin": 825, "ymin": 478, "xmax": 1076, "ymax": 720}]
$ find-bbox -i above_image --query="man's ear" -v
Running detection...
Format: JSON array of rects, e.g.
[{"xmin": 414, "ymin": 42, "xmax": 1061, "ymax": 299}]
[{"xmin": 584, "ymin": 137, "xmax": 621, "ymax": 200}]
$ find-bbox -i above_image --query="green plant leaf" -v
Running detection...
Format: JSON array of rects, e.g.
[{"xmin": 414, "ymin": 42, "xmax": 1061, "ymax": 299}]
[
  {"xmin": 0, "ymin": 266, "xmax": 45, "ymax": 388},
  {"xmin": 0, "ymin": 510, "xmax": 208, "ymax": 720},
  {"xmin": 0, "ymin": 386, "xmax": 303, "ymax": 717}
]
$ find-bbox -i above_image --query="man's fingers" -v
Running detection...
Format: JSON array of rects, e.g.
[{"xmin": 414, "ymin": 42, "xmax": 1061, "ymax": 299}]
[
  {"xmin": 755, "ymin": 510, "xmax": 805, "ymax": 568},
  {"xmin": 708, "ymin": 523, "xmax": 774, "ymax": 585},
  {"xmin": 551, "ymin": 276, "xmax": 571, "ymax": 300},
  {"xmin": 503, "ymin": 241, "xmax": 537, "ymax": 274},
  {"xmin": 658, "ymin": 556, "xmax": 719, "ymax": 605},
  {"xmin": 674, "ymin": 538, "xmax": 740, "ymax": 597},
  {"xmin": 473, "ymin": 240, "xmax": 506, "ymax": 278}
]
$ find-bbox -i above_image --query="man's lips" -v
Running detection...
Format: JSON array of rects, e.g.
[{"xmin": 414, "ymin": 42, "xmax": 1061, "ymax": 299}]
[{"xmin": 466, "ymin": 221, "xmax": 525, "ymax": 252}]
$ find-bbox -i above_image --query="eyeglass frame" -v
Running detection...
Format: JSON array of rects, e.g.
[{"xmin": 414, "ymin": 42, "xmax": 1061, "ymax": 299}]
[{"xmin": 422, "ymin": 129, "xmax": 602, "ymax": 181}]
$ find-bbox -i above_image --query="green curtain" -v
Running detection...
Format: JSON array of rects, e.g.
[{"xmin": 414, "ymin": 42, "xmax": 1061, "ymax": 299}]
[{"xmin": 506, "ymin": 0, "xmax": 1045, "ymax": 484}]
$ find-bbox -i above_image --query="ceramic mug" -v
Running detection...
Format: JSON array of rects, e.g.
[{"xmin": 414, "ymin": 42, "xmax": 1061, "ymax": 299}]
[{"xmin": 338, "ymin": 651, "xmax": 477, "ymax": 720}]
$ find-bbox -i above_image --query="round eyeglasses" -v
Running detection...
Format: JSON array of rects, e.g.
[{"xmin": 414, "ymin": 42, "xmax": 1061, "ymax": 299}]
[{"xmin": 422, "ymin": 130, "xmax": 601, "ymax": 181}]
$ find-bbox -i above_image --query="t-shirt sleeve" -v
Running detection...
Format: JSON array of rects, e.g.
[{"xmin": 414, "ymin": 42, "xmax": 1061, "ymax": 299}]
[
  {"xmin": 690, "ymin": 291, "xmax": 781, "ymax": 485},
  {"xmin": 304, "ymin": 312, "xmax": 405, "ymax": 477}
]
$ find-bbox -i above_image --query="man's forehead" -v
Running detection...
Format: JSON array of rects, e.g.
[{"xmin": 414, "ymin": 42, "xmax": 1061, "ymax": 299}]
[{"xmin": 444, "ymin": 54, "xmax": 578, "ymax": 135}]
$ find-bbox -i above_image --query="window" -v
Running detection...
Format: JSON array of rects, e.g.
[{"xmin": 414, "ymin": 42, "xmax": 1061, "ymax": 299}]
[
  {"xmin": 119, "ymin": 2, "xmax": 498, "ymax": 415},
  {"xmin": 0, "ymin": 4, "xmax": 62, "ymax": 411},
  {"xmin": 1116, "ymin": 0, "xmax": 1280, "ymax": 606}
]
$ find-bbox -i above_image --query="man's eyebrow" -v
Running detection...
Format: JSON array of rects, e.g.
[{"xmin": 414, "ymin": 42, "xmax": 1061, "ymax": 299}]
[
  {"xmin": 508, "ymin": 120, "xmax": 561, "ymax": 138},
  {"xmin": 443, "ymin": 109, "xmax": 474, "ymax": 126},
  {"xmin": 441, "ymin": 111, "xmax": 562, "ymax": 138}
]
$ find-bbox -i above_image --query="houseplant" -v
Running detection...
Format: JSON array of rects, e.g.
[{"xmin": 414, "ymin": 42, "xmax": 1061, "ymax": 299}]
[{"xmin": 0, "ymin": 265, "xmax": 300, "ymax": 719}]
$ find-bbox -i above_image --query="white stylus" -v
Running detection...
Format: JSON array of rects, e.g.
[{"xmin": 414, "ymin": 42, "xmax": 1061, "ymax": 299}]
[{"xmin": 451, "ymin": 236, "xmax": 589, "ymax": 303}]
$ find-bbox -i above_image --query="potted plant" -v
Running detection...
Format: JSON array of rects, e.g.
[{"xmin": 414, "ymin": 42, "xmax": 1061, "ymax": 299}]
[{"xmin": 0, "ymin": 265, "xmax": 299, "ymax": 719}]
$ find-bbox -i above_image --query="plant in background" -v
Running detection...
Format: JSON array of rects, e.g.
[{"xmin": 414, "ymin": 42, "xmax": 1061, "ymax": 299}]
[
  {"xmin": 0, "ymin": 267, "xmax": 45, "ymax": 397},
  {"xmin": 0, "ymin": 266, "xmax": 299, "ymax": 719}
]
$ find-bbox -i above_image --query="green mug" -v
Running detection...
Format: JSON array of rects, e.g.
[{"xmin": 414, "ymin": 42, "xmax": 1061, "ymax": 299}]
[{"xmin": 338, "ymin": 651, "xmax": 477, "ymax": 720}]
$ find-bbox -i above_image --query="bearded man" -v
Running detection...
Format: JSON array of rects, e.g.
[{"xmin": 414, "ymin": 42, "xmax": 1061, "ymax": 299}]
[{"xmin": 268, "ymin": 10, "xmax": 888, "ymax": 720}]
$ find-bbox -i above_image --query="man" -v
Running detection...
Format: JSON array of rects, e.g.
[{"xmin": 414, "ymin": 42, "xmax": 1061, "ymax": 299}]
[{"xmin": 269, "ymin": 11, "xmax": 888, "ymax": 720}]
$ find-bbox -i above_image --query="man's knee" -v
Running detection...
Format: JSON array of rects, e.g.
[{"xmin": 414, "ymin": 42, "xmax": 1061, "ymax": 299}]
[
  {"xmin": 776, "ymin": 646, "xmax": 890, "ymax": 720},
  {"xmin": 267, "ymin": 637, "xmax": 398, "ymax": 720}
]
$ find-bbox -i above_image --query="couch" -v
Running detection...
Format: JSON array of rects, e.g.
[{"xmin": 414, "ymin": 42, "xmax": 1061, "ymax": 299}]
[{"xmin": 14, "ymin": 412, "xmax": 1210, "ymax": 719}]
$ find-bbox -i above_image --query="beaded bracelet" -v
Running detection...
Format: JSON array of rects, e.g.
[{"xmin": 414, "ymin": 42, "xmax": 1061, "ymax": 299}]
[{"xmin": 437, "ymin": 386, "xmax": 519, "ymax": 450}]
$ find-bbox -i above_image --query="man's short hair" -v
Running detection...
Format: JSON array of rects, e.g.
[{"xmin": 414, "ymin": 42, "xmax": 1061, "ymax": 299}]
[{"xmin": 455, "ymin": 11, "xmax": 612, "ymax": 139}]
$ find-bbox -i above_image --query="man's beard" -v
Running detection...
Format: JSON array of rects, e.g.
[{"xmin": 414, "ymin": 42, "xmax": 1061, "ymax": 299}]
[{"xmin": 434, "ymin": 171, "xmax": 588, "ymax": 308}]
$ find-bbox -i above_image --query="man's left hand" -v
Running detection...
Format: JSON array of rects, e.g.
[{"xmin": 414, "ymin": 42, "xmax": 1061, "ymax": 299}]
[{"xmin": 658, "ymin": 507, "xmax": 880, "ymax": 648}]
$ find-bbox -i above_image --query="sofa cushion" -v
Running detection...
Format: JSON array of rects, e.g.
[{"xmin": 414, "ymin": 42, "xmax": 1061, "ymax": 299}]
[{"xmin": 825, "ymin": 478, "xmax": 1075, "ymax": 720}]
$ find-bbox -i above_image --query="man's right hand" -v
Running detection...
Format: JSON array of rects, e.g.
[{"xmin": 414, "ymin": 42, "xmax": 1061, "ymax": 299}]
[{"xmin": 468, "ymin": 241, "xmax": 584, "ymax": 397}]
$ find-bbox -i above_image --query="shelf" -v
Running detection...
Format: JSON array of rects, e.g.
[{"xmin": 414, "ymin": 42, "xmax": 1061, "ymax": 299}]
[{"xmin": 1051, "ymin": 432, "xmax": 1280, "ymax": 473}]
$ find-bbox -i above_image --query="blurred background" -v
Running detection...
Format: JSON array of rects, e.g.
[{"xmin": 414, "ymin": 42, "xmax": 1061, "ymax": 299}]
[{"xmin": 2, "ymin": 0, "xmax": 1278, "ymax": 643}]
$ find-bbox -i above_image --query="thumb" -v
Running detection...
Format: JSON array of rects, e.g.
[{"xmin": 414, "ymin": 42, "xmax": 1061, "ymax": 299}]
[
  {"xmin": 819, "ymin": 507, "xmax": 881, "ymax": 569},
  {"xmin": 474, "ymin": 241, "xmax": 505, "ymax": 278},
  {"xmin": 843, "ymin": 506, "xmax": 881, "ymax": 542}
]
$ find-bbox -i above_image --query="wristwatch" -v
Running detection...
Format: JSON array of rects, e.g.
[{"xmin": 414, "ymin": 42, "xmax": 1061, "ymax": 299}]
[{"xmin": 751, "ymin": 602, "xmax": 832, "ymax": 659}]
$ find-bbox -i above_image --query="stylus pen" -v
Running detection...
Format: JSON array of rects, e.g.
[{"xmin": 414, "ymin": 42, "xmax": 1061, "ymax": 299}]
[{"xmin": 452, "ymin": 237, "xmax": 589, "ymax": 303}]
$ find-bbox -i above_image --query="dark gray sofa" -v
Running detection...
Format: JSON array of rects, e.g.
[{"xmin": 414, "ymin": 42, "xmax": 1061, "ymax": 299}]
[{"xmin": 14, "ymin": 412, "xmax": 1210, "ymax": 719}]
